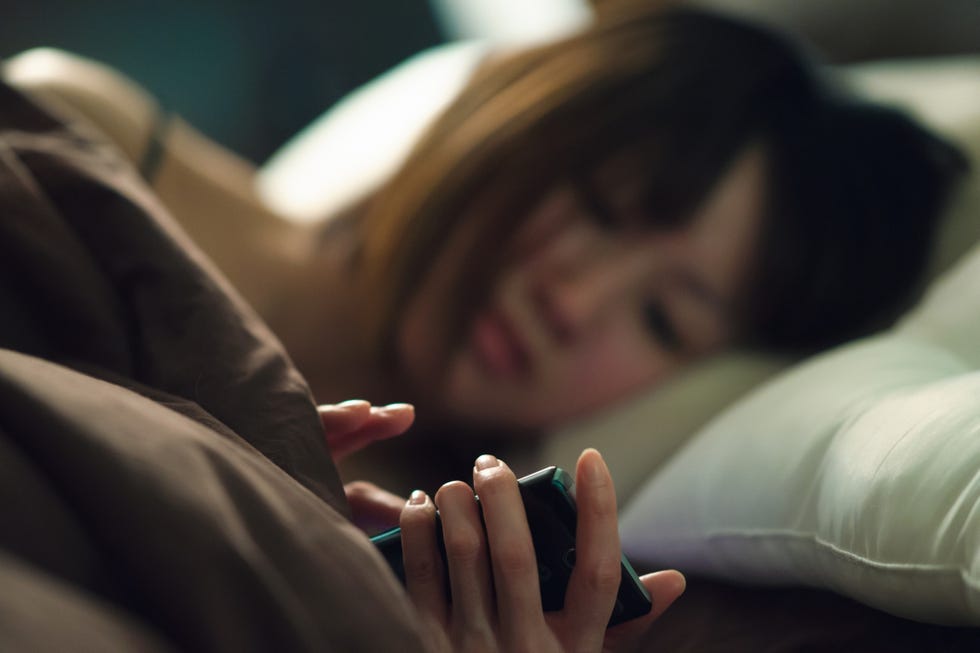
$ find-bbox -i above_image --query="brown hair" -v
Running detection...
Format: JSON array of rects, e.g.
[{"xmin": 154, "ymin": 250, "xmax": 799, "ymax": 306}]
[
  {"xmin": 357, "ymin": 5, "xmax": 966, "ymax": 366},
  {"xmin": 742, "ymin": 99, "xmax": 968, "ymax": 352}
]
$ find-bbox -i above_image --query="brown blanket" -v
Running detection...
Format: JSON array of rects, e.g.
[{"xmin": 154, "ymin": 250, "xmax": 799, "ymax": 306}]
[{"xmin": 0, "ymin": 80, "xmax": 428, "ymax": 651}]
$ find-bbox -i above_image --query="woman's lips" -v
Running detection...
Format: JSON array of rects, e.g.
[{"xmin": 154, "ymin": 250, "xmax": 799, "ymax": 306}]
[{"xmin": 470, "ymin": 309, "xmax": 531, "ymax": 379}]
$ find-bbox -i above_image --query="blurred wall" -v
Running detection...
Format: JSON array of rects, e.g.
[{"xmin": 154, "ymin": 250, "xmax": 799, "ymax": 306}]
[
  {"xmin": 0, "ymin": 0, "xmax": 442, "ymax": 162},
  {"xmin": 690, "ymin": 0, "xmax": 980, "ymax": 62}
]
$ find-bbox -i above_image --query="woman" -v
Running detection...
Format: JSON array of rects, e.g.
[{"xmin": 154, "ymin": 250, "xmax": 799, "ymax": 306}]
[
  {"xmin": 271, "ymin": 5, "xmax": 966, "ymax": 436},
  {"xmin": 10, "ymin": 7, "xmax": 965, "ymax": 449}
]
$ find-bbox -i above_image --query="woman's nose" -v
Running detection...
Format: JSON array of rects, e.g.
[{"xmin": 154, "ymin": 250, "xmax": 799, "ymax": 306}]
[{"xmin": 529, "ymin": 245, "xmax": 657, "ymax": 344}]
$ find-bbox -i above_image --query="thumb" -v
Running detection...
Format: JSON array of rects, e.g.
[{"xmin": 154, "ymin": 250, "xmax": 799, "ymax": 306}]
[
  {"xmin": 345, "ymin": 480, "xmax": 407, "ymax": 533},
  {"xmin": 602, "ymin": 570, "xmax": 685, "ymax": 652}
]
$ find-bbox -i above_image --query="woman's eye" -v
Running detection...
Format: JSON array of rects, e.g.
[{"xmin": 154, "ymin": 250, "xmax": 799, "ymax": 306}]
[
  {"xmin": 643, "ymin": 303, "xmax": 682, "ymax": 352},
  {"xmin": 573, "ymin": 182, "xmax": 617, "ymax": 230}
]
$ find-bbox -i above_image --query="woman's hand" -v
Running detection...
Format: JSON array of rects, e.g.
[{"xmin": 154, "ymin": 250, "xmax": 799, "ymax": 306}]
[
  {"xmin": 400, "ymin": 448, "xmax": 685, "ymax": 652},
  {"xmin": 318, "ymin": 400, "xmax": 414, "ymax": 461},
  {"xmin": 318, "ymin": 399, "xmax": 415, "ymax": 531}
]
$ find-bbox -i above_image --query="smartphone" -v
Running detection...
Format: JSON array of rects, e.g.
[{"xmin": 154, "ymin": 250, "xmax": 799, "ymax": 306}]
[{"xmin": 370, "ymin": 466, "xmax": 652, "ymax": 627}]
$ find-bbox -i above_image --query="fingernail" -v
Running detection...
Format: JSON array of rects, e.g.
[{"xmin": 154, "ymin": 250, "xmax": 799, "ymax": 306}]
[
  {"xmin": 409, "ymin": 489, "xmax": 426, "ymax": 505},
  {"xmin": 376, "ymin": 403, "xmax": 413, "ymax": 414},
  {"xmin": 583, "ymin": 448, "xmax": 606, "ymax": 482},
  {"xmin": 474, "ymin": 454, "xmax": 499, "ymax": 471},
  {"xmin": 338, "ymin": 399, "xmax": 369, "ymax": 409}
]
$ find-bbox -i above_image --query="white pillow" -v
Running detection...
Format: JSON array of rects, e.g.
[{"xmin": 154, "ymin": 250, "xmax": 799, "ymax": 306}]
[
  {"xmin": 257, "ymin": 40, "xmax": 491, "ymax": 223},
  {"xmin": 537, "ymin": 351, "xmax": 789, "ymax": 503},
  {"xmin": 620, "ymin": 332, "xmax": 980, "ymax": 624},
  {"xmin": 257, "ymin": 21, "xmax": 595, "ymax": 224}
]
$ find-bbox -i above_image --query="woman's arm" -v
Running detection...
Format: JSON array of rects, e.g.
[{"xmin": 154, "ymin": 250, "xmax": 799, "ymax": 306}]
[{"xmin": 3, "ymin": 48, "xmax": 313, "ymax": 313}]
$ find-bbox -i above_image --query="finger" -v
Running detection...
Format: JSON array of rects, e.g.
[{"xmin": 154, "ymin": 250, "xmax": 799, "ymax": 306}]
[
  {"xmin": 366, "ymin": 403, "xmax": 415, "ymax": 440},
  {"xmin": 639, "ymin": 570, "xmax": 685, "ymax": 621},
  {"xmin": 345, "ymin": 481, "xmax": 406, "ymax": 533},
  {"xmin": 319, "ymin": 401, "xmax": 414, "ymax": 435},
  {"xmin": 558, "ymin": 448, "xmax": 621, "ymax": 649},
  {"xmin": 601, "ymin": 571, "xmax": 686, "ymax": 652},
  {"xmin": 434, "ymin": 481, "xmax": 496, "ymax": 644},
  {"xmin": 401, "ymin": 490, "xmax": 449, "ymax": 627},
  {"xmin": 317, "ymin": 399, "xmax": 372, "ymax": 433},
  {"xmin": 472, "ymin": 455, "xmax": 546, "ymax": 644},
  {"xmin": 325, "ymin": 408, "xmax": 414, "ymax": 459},
  {"xmin": 323, "ymin": 404, "xmax": 415, "ymax": 460}
]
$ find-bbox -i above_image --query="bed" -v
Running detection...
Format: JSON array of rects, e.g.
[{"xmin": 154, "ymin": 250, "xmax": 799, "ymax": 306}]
[{"xmin": 3, "ymin": 1, "xmax": 980, "ymax": 649}]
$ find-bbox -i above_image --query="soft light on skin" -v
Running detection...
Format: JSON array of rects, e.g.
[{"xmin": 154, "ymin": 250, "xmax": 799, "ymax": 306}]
[{"xmin": 397, "ymin": 143, "xmax": 769, "ymax": 431}]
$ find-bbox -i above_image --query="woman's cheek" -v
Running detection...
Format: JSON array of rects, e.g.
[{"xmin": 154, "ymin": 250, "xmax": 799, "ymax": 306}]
[
  {"xmin": 558, "ymin": 339, "xmax": 673, "ymax": 415},
  {"xmin": 434, "ymin": 331, "xmax": 674, "ymax": 429}
]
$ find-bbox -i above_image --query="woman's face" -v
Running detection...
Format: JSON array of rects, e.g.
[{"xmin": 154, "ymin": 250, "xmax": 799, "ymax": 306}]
[{"xmin": 397, "ymin": 144, "xmax": 768, "ymax": 431}]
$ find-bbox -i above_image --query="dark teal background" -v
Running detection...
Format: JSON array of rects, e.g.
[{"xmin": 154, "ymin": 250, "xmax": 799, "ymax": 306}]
[{"xmin": 0, "ymin": 0, "xmax": 442, "ymax": 162}]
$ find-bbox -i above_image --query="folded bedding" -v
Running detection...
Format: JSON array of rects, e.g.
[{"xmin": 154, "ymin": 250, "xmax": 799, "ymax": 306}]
[{"xmin": 0, "ymin": 80, "xmax": 429, "ymax": 652}]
